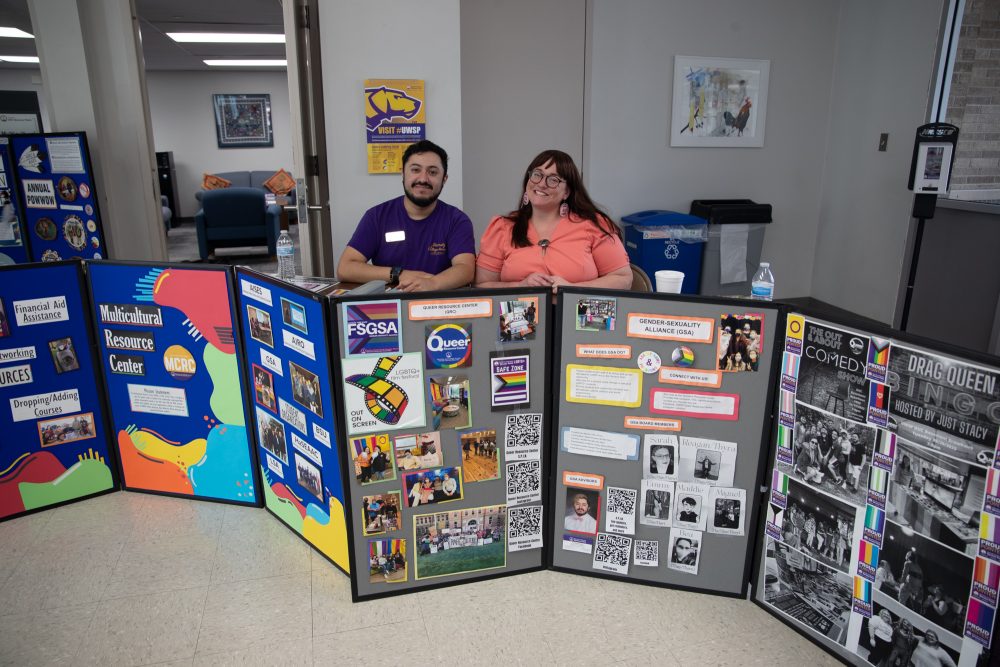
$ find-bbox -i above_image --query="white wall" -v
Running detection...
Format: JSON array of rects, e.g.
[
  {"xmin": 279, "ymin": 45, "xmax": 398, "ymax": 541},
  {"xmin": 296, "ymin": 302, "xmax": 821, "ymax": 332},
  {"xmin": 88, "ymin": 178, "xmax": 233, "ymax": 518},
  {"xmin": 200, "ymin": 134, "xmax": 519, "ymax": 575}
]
[
  {"xmin": 145, "ymin": 70, "xmax": 293, "ymax": 218},
  {"xmin": 461, "ymin": 0, "xmax": 586, "ymax": 239},
  {"xmin": 0, "ymin": 69, "xmax": 51, "ymax": 129},
  {"xmin": 319, "ymin": 0, "xmax": 463, "ymax": 264},
  {"xmin": 585, "ymin": 0, "xmax": 841, "ymax": 299},
  {"xmin": 810, "ymin": 0, "xmax": 944, "ymax": 323}
]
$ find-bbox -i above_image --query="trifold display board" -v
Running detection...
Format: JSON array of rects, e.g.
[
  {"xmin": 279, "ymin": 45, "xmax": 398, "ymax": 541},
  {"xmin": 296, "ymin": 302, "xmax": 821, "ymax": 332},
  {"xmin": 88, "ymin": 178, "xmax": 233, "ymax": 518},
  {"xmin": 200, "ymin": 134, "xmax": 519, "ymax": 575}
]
[
  {"xmin": 550, "ymin": 287, "xmax": 780, "ymax": 594},
  {"xmin": 0, "ymin": 137, "xmax": 31, "ymax": 265},
  {"xmin": 0, "ymin": 261, "xmax": 117, "ymax": 520},
  {"xmin": 234, "ymin": 268, "xmax": 350, "ymax": 572},
  {"xmin": 9, "ymin": 132, "xmax": 107, "ymax": 262},
  {"xmin": 754, "ymin": 312, "xmax": 999, "ymax": 666},
  {"xmin": 87, "ymin": 262, "xmax": 260, "ymax": 505},
  {"xmin": 332, "ymin": 289, "xmax": 550, "ymax": 601}
]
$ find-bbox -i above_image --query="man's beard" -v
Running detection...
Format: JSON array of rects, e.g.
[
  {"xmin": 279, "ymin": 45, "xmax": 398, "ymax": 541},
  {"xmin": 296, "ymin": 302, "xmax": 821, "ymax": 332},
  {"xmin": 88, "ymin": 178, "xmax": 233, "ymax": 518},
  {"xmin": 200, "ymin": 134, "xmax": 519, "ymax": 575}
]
[{"xmin": 404, "ymin": 182, "xmax": 440, "ymax": 208}]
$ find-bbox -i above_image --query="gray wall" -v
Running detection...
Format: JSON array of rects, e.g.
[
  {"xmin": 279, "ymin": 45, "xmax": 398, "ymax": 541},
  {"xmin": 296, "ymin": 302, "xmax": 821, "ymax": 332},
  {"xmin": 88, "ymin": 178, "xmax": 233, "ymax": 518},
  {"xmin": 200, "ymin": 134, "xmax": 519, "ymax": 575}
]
[
  {"xmin": 584, "ymin": 0, "xmax": 841, "ymax": 300},
  {"xmin": 460, "ymin": 0, "xmax": 587, "ymax": 239},
  {"xmin": 905, "ymin": 201, "xmax": 1000, "ymax": 354},
  {"xmin": 810, "ymin": 0, "xmax": 945, "ymax": 323},
  {"xmin": 319, "ymin": 0, "xmax": 464, "ymax": 266},
  {"xmin": 145, "ymin": 70, "xmax": 294, "ymax": 218}
]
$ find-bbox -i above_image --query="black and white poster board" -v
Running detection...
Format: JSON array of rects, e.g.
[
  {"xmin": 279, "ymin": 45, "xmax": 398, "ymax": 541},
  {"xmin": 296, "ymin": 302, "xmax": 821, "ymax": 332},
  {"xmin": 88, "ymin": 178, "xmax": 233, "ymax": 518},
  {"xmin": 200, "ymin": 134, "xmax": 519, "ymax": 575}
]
[
  {"xmin": 331, "ymin": 288, "xmax": 550, "ymax": 600},
  {"xmin": 753, "ymin": 311, "xmax": 998, "ymax": 666},
  {"xmin": 549, "ymin": 287, "xmax": 780, "ymax": 595}
]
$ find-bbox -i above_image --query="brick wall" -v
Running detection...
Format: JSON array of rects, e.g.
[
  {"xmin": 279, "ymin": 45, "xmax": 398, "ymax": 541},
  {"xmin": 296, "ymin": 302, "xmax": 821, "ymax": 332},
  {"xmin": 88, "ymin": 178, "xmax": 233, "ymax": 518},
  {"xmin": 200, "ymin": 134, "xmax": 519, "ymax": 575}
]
[{"xmin": 944, "ymin": 0, "xmax": 1000, "ymax": 191}]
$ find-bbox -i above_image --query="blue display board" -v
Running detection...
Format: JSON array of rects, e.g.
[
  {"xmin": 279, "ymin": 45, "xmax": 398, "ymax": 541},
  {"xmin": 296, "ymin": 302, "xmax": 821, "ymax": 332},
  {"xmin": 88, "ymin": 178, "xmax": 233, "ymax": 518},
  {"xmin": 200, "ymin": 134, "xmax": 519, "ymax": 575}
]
[
  {"xmin": 11, "ymin": 132, "xmax": 107, "ymax": 262},
  {"xmin": 235, "ymin": 268, "xmax": 349, "ymax": 572},
  {"xmin": 87, "ymin": 261, "xmax": 259, "ymax": 505},
  {"xmin": 0, "ymin": 261, "xmax": 116, "ymax": 520},
  {"xmin": 0, "ymin": 137, "xmax": 31, "ymax": 265}
]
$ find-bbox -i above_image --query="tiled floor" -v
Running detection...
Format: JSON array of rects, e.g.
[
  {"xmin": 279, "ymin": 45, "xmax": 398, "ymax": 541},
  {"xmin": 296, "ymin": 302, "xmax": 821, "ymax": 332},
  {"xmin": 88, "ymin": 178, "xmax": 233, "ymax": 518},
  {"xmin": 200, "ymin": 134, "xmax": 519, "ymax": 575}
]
[{"xmin": 0, "ymin": 492, "xmax": 845, "ymax": 666}]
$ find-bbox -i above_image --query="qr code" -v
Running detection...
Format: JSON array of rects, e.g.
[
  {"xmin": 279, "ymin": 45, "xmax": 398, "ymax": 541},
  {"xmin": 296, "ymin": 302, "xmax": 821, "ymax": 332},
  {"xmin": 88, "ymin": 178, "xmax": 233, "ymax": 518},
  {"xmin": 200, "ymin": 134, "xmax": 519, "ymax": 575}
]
[
  {"xmin": 509, "ymin": 505, "xmax": 542, "ymax": 538},
  {"xmin": 505, "ymin": 413, "xmax": 542, "ymax": 448},
  {"xmin": 635, "ymin": 540, "xmax": 658, "ymax": 562},
  {"xmin": 506, "ymin": 460, "xmax": 541, "ymax": 495},
  {"xmin": 594, "ymin": 533, "xmax": 632, "ymax": 567},
  {"xmin": 606, "ymin": 487, "xmax": 637, "ymax": 515}
]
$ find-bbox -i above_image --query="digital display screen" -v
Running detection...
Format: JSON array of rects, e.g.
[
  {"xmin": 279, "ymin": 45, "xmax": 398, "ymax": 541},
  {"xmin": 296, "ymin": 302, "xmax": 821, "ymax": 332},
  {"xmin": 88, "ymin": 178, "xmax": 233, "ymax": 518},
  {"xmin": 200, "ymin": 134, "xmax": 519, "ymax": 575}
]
[{"xmin": 923, "ymin": 146, "xmax": 944, "ymax": 180}]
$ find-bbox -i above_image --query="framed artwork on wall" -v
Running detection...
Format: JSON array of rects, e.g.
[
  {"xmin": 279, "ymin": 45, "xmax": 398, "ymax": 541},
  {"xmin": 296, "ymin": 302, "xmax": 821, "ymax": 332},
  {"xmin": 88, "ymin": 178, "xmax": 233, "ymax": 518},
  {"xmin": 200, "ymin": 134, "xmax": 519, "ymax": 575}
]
[
  {"xmin": 212, "ymin": 93, "xmax": 274, "ymax": 148},
  {"xmin": 670, "ymin": 56, "xmax": 770, "ymax": 148}
]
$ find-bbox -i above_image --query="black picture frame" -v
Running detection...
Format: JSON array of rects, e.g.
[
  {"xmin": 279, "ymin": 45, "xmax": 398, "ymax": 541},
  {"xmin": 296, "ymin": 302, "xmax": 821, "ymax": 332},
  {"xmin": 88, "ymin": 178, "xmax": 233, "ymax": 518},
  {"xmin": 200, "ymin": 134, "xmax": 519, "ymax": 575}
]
[{"xmin": 212, "ymin": 94, "xmax": 274, "ymax": 149}]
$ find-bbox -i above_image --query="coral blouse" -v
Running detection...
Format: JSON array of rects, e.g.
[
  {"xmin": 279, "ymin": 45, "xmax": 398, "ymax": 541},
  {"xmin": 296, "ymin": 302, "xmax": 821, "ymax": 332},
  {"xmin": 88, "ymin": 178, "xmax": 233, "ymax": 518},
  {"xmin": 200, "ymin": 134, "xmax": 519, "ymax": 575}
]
[{"xmin": 477, "ymin": 215, "xmax": 629, "ymax": 283}]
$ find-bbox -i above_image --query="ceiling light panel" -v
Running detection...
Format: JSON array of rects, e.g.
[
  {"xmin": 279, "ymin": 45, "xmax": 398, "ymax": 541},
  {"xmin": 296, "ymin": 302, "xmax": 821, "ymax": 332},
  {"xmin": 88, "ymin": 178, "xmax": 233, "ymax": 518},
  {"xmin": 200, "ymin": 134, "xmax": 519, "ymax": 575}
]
[{"xmin": 168, "ymin": 32, "xmax": 284, "ymax": 44}]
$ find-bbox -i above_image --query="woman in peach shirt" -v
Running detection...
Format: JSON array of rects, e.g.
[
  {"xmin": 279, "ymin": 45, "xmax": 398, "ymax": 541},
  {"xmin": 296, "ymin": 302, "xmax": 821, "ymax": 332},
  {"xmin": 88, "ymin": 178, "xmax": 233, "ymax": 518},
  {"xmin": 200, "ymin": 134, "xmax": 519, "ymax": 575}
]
[{"xmin": 475, "ymin": 150, "xmax": 632, "ymax": 291}]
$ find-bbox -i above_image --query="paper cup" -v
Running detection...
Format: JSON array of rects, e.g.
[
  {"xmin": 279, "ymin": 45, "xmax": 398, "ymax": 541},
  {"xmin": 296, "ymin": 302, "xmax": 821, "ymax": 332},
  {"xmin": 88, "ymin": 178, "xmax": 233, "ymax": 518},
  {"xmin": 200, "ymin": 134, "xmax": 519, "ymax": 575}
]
[{"xmin": 655, "ymin": 270, "xmax": 685, "ymax": 293}]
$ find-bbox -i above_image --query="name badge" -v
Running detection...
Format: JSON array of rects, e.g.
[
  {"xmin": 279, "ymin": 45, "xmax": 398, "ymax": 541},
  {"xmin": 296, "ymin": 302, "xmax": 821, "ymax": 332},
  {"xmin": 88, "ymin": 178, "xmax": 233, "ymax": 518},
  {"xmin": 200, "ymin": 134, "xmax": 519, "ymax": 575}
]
[{"xmin": 385, "ymin": 230, "xmax": 405, "ymax": 243}]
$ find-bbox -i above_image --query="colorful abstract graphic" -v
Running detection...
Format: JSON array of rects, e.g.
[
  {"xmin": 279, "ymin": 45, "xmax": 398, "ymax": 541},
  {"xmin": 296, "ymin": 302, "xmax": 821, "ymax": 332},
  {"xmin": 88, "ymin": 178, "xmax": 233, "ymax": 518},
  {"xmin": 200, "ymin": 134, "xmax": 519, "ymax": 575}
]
[{"xmin": 93, "ymin": 265, "xmax": 257, "ymax": 504}]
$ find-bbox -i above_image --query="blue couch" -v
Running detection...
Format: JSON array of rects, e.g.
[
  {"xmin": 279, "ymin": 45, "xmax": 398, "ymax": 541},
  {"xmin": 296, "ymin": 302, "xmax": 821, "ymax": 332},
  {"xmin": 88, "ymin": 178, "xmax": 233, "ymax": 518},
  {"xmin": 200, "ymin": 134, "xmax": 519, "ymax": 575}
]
[
  {"xmin": 195, "ymin": 170, "xmax": 295, "ymax": 204},
  {"xmin": 195, "ymin": 187, "xmax": 281, "ymax": 260}
]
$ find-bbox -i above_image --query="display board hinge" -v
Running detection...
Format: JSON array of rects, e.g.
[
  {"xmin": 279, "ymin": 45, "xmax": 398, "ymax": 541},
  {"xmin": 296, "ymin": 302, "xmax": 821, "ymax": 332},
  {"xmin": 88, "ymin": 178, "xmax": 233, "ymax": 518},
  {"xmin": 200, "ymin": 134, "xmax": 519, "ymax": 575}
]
[{"xmin": 297, "ymin": 4, "xmax": 310, "ymax": 30}]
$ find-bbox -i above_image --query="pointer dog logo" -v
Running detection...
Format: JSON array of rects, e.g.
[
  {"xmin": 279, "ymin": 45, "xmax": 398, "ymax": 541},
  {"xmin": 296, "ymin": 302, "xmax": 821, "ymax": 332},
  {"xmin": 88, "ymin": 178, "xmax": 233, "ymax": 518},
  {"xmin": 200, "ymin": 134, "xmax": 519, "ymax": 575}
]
[
  {"xmin": 365, "ymin": 86, "xmax": 421, "ymax": 132},
  {"xmin": 345, "ymin": 355, "xmax": 410, "ymax": 424}
]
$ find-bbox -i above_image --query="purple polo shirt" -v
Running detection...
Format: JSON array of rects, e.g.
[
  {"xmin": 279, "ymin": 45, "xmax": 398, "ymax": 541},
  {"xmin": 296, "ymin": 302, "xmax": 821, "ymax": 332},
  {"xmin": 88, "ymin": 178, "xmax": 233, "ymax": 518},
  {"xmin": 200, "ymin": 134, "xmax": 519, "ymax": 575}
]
[{"xmin": 347, "ymin": 196, "xmax": 475, "ymax": 275}]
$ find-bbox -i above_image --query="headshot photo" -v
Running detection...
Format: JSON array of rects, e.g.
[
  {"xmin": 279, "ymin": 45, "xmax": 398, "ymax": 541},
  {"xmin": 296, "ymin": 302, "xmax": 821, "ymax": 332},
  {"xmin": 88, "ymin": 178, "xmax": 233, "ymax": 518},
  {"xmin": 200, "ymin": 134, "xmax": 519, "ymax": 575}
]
[
  {"xmin": 676, "ymin": 494, "xmax": 701, "ymax": 525},
  {"xmin": 564, "ymin": 487, "xmax": 600, "ymax": 535},
  {"xmin": 670, "ymin": 536, "xmax": 699, "ymax": 565}
]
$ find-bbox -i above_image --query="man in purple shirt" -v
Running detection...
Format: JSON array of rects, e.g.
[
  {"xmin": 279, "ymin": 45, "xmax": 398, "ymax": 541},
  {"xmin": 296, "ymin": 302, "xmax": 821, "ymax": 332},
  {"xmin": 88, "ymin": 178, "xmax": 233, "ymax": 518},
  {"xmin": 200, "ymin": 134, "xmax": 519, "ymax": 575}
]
[{"xmin": 337, "ymin": 140, "xmax": 476, "ymax": 291}]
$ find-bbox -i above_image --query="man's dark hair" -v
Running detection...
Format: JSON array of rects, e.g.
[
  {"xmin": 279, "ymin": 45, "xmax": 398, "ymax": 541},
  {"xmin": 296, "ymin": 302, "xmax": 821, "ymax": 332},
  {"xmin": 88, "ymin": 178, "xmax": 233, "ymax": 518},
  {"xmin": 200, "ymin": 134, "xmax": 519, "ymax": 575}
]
[{"xmin": 402, "ymin": 140, "xmax": 448, "ymax": 175}]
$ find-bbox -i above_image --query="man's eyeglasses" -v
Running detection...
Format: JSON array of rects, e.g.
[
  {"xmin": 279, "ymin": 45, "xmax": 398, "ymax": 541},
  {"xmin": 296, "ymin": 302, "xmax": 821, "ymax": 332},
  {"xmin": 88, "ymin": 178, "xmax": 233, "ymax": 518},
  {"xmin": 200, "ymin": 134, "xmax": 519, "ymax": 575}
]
[{"xmin": 528, "ymin": 170, "xmax": 565, "ymax": 188}]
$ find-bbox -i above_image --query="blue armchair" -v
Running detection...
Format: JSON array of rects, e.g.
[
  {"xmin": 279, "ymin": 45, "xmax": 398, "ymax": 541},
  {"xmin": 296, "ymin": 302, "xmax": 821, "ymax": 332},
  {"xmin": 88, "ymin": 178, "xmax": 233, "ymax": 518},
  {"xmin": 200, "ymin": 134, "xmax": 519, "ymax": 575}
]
[{"xmin": 195, "ymin": 187, "xmax": 281, "ymax": 260}]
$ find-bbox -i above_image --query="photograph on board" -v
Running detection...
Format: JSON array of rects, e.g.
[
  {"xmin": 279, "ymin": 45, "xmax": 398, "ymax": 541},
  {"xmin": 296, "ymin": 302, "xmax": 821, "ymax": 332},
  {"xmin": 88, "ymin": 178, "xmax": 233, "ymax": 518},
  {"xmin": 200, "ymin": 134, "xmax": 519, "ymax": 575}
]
[
  {"xmin": 776, "ymin": 475, "xmax": 859, "ymax": 574},
  {"xmin": 402, "ymin": 467, "xmax": 464, "ymax": 508},
  {"xmin": 350, "ymin": 433, "xmax": 396, "ymax": 485},
  {"xmin": 762, "ymin": 538, "xmax": 852, "ymax": 646},
  {"xmin": 289, "ymin": 360, "xmax": 323, "ymax": 418},
  {"xmin": 246, "ymin": 304, "xmax": 274, "ymax": 347},
  {"xmin": 460, "ymin": 429, "xmax": 500, "ymax": 482},
  {"xmin": 362, "ymin": 491, "xmax": 402, "ymax": 536},
  {"xmin": 856, "ymin": 599, "xmax": 963, "ymax": 666},
  {"xmin": 717, "ymin": 313, "xmax": 763, "ymax": 372},
  {"xmin": 872, "ymin": 519, "xmax": 973, "ymax": 637},
  {"xmin": 395, "ymin": 431, "xmax": 443, "ymax": 471},
  {"xmin": 256, "ymin": 407, "xmax": 287, "ymax": 465},
  {"xmin": 888, "ymin": 441, "xmax": 982, "ymax": 558},
  {"xmin": 777, "ymin": 401, "xmax": 876, "ymax": 508},
  {"xmin": 369, "ymin": 538, "xmax": 407, "ymax": 584},
  {"xmin": 414, "ymin": 504, "xmax": 506, "ymax": 580}
]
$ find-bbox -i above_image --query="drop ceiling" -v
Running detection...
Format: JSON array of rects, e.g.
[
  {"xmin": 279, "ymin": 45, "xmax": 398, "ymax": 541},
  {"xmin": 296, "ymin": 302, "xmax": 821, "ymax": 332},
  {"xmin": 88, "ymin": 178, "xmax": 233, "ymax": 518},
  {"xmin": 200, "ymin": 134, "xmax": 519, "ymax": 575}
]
[{"xmin": 0, "ymin": 0, "xmax": 287, "ymax": 71}]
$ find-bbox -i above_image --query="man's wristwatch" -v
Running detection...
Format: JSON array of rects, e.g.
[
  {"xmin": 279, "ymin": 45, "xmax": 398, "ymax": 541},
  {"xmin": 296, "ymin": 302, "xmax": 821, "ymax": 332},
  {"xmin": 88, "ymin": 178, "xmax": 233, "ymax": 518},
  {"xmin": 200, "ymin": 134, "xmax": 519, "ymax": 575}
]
[{"xmin": 388, "ymin": 266, "xmax": 402, "ymax": 286}]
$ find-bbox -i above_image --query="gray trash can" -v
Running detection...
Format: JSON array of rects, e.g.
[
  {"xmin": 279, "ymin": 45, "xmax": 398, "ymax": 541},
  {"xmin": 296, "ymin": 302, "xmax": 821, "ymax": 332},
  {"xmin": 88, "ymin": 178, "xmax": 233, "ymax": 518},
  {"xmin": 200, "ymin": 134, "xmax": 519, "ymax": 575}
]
[{"xmin": 690, "ymin": 200, "xmax": 772, "ymax": 297}]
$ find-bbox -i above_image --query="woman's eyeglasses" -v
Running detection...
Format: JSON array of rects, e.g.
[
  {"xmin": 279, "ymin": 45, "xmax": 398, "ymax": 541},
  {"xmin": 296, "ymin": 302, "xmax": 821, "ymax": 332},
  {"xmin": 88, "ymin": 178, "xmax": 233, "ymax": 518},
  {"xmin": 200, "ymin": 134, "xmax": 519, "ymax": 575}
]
[{"xmin": 528, "ymin": 170, "xmax": 565, "ymax": 188}]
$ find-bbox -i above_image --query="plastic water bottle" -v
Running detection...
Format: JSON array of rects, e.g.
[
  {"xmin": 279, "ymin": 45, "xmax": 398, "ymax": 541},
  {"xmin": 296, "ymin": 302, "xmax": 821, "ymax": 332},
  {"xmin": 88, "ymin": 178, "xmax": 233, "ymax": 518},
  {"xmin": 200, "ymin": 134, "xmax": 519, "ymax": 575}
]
[
  {"xmin": 750, "ymin": 262, "xmax": 775, "ymax": 300},
  {"xmin": 276, "ymin": 230, "xmax": 295, "ymax": 280}
]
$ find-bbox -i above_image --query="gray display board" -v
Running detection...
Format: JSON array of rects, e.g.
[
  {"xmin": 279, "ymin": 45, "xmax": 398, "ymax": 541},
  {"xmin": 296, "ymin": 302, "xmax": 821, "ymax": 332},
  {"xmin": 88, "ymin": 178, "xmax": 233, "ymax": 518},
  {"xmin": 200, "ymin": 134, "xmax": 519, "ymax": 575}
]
[
  {"xmin": 753, "ymin": 312, "xmax": 998, "ymax": 667},
  {"xmin": 550, "ymin": 287, "xmax": 781, "ymax": 595},
  {"xmin": 332, "ymin": 289, "xmax": 550, "ymax": 600}
]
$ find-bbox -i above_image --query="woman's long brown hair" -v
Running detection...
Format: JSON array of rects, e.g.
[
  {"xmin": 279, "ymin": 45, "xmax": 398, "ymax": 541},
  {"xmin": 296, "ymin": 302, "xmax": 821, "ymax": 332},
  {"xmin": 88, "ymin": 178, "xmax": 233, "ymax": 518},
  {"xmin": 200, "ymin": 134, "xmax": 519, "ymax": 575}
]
[{"xmin": 506, "ymin": 150, "xmax": 623, "ymax": 248}]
